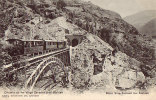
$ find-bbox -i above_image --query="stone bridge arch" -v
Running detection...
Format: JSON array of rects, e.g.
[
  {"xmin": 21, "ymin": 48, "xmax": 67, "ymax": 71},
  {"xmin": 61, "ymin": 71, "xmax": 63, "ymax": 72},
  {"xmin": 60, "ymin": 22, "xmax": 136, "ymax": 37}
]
[{"xmin": 25, "ymin": 57, "xmax": 66, "ymax": 91}]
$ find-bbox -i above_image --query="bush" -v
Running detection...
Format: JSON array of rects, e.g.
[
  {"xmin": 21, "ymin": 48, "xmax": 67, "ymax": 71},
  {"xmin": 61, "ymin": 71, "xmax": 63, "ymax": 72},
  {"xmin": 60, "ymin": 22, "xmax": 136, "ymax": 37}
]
[
  {"xmin": 34, "ymin": 35, "xmax": 40, "ymax": 40},
  {"xmin": 56, "ymin": 0, "xmax": 66, "ymax": 10}
]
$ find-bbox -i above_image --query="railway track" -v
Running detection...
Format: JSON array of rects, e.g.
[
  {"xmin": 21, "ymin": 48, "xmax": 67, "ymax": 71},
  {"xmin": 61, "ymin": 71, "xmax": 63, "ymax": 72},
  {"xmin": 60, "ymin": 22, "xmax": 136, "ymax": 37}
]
[{"xmin": 3, "ymin": 48, "xmax": 69, "ymax": 72}]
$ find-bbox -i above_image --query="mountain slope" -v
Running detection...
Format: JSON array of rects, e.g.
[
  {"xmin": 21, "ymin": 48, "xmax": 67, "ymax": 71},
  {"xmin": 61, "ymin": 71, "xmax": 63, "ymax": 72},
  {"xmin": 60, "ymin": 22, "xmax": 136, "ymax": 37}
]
[
  {"xmin": 0, "ymin": 0, "xmax": 155, "ymax": 75},
  {"xmin": 64, "ymin": 3, "xmax": 155, "ymax": 65},
  {"xmin": 139, "ymin": 18, "xmax": 156, "ymax": 38},
  {"xmin": 124, "ymin": 10, "xmax": 156, "ymax": 30}
]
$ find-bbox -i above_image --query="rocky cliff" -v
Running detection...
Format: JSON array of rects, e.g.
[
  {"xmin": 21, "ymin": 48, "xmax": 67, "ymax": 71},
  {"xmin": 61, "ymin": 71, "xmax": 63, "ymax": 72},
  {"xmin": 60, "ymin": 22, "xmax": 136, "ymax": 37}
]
[{"xmin": 70, "ymin": 34, "xmax": 146, "ymax": 92}]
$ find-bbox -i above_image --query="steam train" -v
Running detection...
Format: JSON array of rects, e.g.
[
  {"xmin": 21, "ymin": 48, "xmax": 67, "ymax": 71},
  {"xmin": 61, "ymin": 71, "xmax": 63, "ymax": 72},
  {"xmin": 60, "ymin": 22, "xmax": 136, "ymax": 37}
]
[{"xmin": 6, "ymin": 39, "xmax": 66, "ymax": 56}]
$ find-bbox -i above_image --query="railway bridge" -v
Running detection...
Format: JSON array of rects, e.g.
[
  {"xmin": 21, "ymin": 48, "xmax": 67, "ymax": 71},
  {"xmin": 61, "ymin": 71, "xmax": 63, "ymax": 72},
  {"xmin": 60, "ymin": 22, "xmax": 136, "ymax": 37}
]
[{"xmin": 3, "ymin": 48, "xmax": 71, "ymax": 90}]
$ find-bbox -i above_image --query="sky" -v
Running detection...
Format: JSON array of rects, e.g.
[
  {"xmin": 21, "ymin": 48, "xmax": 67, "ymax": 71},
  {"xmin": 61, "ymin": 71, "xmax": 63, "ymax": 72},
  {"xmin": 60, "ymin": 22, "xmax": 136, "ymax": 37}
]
[{"xmin": 83, "ymin": 0, "xmax": 156, "ymax": 17}]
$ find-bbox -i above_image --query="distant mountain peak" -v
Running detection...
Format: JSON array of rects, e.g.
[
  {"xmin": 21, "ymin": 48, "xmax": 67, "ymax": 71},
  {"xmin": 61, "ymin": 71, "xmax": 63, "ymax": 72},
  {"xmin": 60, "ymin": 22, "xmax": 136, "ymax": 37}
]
[{"xmin": 124, "ymin": 10, "xmax": 156, "ymax": 29}]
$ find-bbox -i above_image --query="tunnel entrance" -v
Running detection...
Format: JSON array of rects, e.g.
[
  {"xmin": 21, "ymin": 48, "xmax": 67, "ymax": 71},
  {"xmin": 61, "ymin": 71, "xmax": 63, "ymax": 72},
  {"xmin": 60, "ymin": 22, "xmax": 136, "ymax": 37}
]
[{"xmin": 72, "ymin": 39, "xmax": 79, "ymax": 47}]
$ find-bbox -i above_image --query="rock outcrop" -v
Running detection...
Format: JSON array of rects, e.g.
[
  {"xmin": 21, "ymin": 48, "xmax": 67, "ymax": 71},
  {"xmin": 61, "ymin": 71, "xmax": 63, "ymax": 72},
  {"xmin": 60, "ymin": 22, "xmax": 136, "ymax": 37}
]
[{"xmin": 70, "ymin": 34, "xmax": 146, "ymax": 92}]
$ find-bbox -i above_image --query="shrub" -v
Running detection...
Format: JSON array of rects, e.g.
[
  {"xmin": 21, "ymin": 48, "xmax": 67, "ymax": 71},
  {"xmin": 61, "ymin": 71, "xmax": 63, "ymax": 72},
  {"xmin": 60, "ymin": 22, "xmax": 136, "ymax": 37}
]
[{"xmin": 56, "ymin": 0, "xmax": 66, "ymax": 10}]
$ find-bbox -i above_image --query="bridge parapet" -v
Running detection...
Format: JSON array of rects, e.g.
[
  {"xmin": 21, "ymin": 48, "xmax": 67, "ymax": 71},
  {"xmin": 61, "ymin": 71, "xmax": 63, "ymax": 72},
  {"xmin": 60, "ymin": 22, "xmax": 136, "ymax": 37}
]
[{"xmin": 3, "ymin": 48, "xmax": 71, "ymax": 71}]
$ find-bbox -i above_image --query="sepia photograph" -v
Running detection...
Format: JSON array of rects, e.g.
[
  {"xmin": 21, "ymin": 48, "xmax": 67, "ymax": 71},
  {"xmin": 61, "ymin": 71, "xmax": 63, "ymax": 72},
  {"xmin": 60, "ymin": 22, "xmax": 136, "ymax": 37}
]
[{"xmin": 0, "ymin": 0, "xmax": 156, "ymax": 100}]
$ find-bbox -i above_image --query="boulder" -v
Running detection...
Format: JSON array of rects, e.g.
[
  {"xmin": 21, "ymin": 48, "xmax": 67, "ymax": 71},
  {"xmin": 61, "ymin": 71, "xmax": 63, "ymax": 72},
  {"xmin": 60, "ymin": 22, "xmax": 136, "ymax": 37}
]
[
  {"xmin": 115, "ymin": 70, "xmax": 145, "ymax": 89},
  {"xmin": 90, "ymin": 72, "xmax": 114, "ymax": 87}
]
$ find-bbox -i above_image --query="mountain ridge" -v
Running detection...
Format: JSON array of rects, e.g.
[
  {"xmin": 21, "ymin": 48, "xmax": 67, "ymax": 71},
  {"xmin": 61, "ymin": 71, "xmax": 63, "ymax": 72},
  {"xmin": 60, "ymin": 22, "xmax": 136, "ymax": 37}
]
[
  {"xmin": 124, "ymin": 10, "xmax": 156, "ymax": 30},
  {"xmin": 140, "ymin": 18, "xmax": 156, "ymax": 38}
]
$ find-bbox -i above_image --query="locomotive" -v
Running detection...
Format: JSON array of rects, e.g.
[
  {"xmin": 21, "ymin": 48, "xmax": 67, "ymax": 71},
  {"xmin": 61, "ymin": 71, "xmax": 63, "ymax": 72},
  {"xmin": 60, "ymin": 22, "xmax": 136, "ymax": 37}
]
[{"xmin": 6, "ymin": 39, "xmax": 67, "ymax": 56}]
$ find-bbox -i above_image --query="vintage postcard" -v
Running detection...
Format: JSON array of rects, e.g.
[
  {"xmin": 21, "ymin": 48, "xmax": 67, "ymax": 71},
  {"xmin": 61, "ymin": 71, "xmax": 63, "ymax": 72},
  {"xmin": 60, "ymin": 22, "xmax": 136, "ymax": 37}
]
[{"xmin": 0, "ymin": 0, "xmax": 156, "ymax": 100}]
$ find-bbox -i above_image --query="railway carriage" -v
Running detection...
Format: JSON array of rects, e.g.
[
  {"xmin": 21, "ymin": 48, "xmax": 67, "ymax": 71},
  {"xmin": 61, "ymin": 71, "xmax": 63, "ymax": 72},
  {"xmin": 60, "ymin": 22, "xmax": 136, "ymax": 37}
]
[
  {"xmin": 44, "ymin": 40, "xmax": 58, "ymax": 50},
  {"xmin": 6, "ymin": 39, "xmax": 67, "ymax": 57},
  {"xmin": 23, "ymin": 40, "xmax": 44, "ymax": 54}
]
